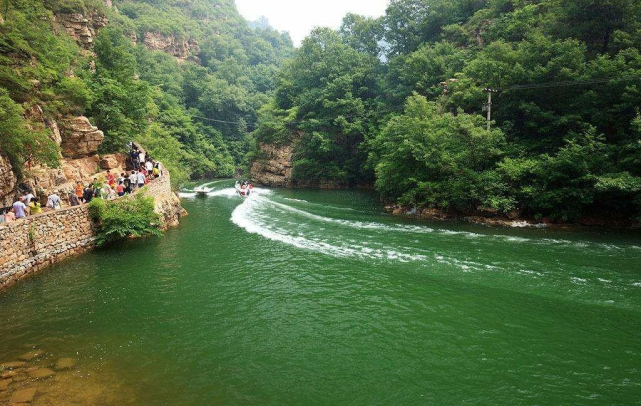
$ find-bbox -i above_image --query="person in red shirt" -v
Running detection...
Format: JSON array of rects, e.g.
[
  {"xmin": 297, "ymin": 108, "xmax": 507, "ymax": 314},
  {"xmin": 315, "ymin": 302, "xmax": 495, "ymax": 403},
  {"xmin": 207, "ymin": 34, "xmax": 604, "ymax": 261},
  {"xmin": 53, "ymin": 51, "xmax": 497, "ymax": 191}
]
[
  {"xmin": 106, "ymin": 170, "xmax": 116, "ymax": 188},
  {"xmin": 116, "ymin": 182, "xmax": 125, "ymax": 197}
]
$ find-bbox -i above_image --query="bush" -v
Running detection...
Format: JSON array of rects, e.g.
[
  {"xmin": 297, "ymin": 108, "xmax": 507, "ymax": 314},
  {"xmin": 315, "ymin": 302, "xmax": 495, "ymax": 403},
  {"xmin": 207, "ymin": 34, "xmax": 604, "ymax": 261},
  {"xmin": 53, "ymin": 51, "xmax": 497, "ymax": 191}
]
[{"xmin": 88, "ymin": 192, "xmax": 162, "ymax": 247}]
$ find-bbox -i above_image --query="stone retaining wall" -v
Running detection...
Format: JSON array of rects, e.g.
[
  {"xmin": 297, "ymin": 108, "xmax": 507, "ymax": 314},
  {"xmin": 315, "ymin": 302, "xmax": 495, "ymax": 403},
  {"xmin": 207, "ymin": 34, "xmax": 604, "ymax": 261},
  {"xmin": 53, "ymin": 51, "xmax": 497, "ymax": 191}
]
[{"xmin": 0, "ymin": 172, "xmax": 184, "ymax": 292}]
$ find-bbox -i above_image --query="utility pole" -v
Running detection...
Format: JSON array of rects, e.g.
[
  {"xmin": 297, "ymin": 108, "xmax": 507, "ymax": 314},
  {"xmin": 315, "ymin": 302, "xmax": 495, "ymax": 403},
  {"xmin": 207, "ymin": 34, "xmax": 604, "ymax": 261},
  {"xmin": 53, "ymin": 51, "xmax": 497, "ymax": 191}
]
[{"xmin": 483, "ymin": 88, "xmax": 499, "ymax": 131}]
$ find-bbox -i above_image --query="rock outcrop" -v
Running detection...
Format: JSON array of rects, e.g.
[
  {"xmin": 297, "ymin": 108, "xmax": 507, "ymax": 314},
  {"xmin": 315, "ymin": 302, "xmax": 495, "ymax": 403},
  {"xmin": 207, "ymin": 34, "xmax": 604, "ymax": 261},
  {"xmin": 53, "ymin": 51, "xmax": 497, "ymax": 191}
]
[
  {"xmin": 59, "ymin": 116, "xmax": 104, "ymax": 159},
  {"xmin": 142, "ymin": 32, "xmax": 200, "ymax": 61},
  {"xmin": 250, "ymin": 143, "xmax": 294, "ymax": 187},
  {"xmin": 0, "ymin": 154, "xmax": 17, "ymax": 207},
  {"xmin": 55, "ymin": 12, "xmax": 108, "ymax": 49},
  {"xmin": 99, "ymin": 154, "xmax": 126, "ymax": 170}
]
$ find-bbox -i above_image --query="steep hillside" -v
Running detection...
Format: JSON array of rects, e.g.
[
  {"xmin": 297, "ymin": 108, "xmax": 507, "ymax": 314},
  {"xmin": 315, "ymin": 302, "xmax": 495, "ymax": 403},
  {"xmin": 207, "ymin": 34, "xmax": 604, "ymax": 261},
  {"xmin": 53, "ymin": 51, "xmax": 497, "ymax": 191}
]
[{"xmin": 0, "ymin": 0, "xmax": 293, "ymax": 204}]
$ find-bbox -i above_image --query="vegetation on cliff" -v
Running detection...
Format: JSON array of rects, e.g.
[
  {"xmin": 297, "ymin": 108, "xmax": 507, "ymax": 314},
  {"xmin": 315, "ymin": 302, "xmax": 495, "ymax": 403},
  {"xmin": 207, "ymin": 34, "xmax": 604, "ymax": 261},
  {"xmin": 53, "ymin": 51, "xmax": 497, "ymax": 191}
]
[
  {"xmin": 0, "ymin": 0, "xmax": 293, "ymax": 186},
  {"xmin": 254, "ymin": 0, "xmax": 641, "ymax": 222}
]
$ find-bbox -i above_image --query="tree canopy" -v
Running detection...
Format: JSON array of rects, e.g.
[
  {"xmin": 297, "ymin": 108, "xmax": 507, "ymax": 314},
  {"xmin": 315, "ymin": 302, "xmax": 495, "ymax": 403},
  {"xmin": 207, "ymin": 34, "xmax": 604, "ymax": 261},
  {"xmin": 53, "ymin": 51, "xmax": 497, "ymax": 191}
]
[{"xmin": 254, "ymin": 0, "xmax": 641, "ymax": 222}]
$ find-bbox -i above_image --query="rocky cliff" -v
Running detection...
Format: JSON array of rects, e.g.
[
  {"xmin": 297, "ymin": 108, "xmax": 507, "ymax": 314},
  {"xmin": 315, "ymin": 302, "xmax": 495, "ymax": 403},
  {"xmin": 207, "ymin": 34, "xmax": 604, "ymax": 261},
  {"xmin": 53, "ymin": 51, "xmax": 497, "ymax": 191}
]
[
  {"xmin": 0, "ymin": 155, "xmax": 17, "ymax": 207},
  {"xmin": 142, "ymin": 32, "xmax": 200, "ymax": 61},
  {"xmin": 59, "ymin": 116, "xmax": 104, "ymax": 159},
  {"xmin": 250, "ymin": 143, "xmax": 294, "ymax": 187},
  {"xmin": 249, "ymin": 142, "xmax": 359, "ymax": 189},
  {"xmin": 54, "ymin": 12, "xmax": 108, "ymax": 49},
  {"xmin": 1, "ymin": 107, "xmax": 122, "ymax": 208}
]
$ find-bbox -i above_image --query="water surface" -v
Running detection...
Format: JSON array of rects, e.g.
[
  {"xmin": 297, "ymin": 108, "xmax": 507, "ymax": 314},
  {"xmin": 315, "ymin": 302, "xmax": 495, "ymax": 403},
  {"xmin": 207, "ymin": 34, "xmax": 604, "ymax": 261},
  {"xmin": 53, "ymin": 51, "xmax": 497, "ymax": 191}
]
[{"xmin": 1, "ymin": 181, "xmax": 640, "ymax": 405}]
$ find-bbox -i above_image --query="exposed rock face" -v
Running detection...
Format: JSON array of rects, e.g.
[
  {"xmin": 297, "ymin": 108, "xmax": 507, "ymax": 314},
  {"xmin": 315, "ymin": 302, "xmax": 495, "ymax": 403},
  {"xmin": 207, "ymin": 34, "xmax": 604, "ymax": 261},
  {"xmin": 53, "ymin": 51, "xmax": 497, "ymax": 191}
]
[
  {"xmin": 62, "ymin": 156, "xmax": 101, "ymax": 181},
  {"xmin": 147, "ymin": 175, "xmax": 186, "ymax": 229},
  {"xmin": 59, "ymin": 116, "xmax": 104, "ymax": 159},
  {"xmin": 142, "ymin": 32, "xmax": 200, "ymax": 61},
  {"xmin": 0, "ymin": 154, "xmax": 17, "ymax": 207},
  {"xmin": 99, "ymin": 154, "xmax": 125, "ymax": 170},
  {"xmin": 250, "ymin": 143, "xmax": 294, "ymax": 187},
  {"xmin": 55, "ymin": 12, "xmax": 108, "ymax": 49}
]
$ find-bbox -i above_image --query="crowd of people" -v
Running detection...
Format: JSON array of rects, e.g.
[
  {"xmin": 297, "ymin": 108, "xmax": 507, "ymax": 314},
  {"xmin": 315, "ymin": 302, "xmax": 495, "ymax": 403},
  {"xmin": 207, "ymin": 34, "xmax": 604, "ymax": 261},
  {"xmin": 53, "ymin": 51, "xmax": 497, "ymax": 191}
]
[{"xmin": 0, "ymin": 145, "xmax": 163, "ymax": 226}]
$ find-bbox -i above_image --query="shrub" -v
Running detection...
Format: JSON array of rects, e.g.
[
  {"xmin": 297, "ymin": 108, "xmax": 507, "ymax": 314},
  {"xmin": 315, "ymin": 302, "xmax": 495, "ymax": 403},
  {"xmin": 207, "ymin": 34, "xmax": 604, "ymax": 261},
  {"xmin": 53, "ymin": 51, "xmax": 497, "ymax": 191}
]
[{"xmin": 88, "ymin": 192, "xmax": 162, "ymax": 247}]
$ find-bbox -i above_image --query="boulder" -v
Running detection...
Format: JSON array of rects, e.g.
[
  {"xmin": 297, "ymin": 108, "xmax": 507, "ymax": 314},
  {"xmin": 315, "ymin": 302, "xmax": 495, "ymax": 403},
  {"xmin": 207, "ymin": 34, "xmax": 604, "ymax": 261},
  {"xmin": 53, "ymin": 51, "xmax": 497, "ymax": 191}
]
[
  {"xmin": 99, "ymin": 154, "xmax": 125, "ymax": 170},
  {"xmin": 28, "ymin": 368, "xmax": 55, "ymax": 379},
  {"xmin": 1, "ymin": 362, "xmax": 26, "ymax": 369},
  {"xmin": 54, "ymin": 358, "xmax": 76, "ymax": 371},
  {"xmin": 19, "ymin": 350, "xmax": 43, "ymax": 361},
  {"xmin": 59, "ymin": 116, "xmax": 104, "ymax": 158},
  {"xmin": 0, "ymin": 378, "xmax": 11, "ymax": 391},
  {"xmin": 9, "ymin": 388, "xmax": 37, "ymax": 404}
]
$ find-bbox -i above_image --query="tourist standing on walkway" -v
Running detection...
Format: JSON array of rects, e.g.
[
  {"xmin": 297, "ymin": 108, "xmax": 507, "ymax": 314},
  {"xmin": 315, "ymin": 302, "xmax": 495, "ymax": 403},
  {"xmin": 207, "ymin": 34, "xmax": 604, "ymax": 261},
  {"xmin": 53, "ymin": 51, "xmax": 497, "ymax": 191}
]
[
  {"xmin": 123, "ymin": 173, "xmax": 132, "ymax": 194},
  {"xmin": 75, "ymin": 182, "xmax": 84, "ymax": 200},
  {"xmin": 117, "ymin": 181, "xmax": 125, "ymax": 197},
  {"xmin": 47, "ymin": 191, "xmax": 62, "ymax": 210},
  {"xmin": 22, "ymin": 192, "xmax": 34, "ymax": 205},
  {"xmin": 132, "ymin": 149, "xmax": 140, "ymax": 169},
  {"xmin": 106, "ymin": 170, "xmax": 116, "ymax": 188},
  {"xmin": 129, "ymin": 171, "xmax": 138, "ymax": 190},
  {"xmin": 138, "ymin": 151, "xmax": 146, "ymax": 167},
  {"xmin": 83, "ymin": 184, "xmax": 94, "ymax": 204},
  {"xmin": 69, "ymin": 191, "xmax": 80, "ymax": 207},
  {"xmin": 13, "ymin": 198, "xmax": 27, "ymax": 219},
  {"xmin": 137, "ymin": 169, "xmax": 146, "ymax": 189},
  {"xmin": 4, "ymin": 209, "xmax": 15, "ymax": 223},
  {"xmin": 29, "ymin": 197, "xmax": 43, "ymax": 214}
]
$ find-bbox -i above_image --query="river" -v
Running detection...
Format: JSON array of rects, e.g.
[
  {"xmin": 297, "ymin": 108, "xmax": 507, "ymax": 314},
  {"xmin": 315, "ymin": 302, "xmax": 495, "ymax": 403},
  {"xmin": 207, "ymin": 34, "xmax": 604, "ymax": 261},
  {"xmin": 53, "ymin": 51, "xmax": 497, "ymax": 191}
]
[{"xmin": 0, "ymin": 180, "xmax": 640, "ymax": 405}]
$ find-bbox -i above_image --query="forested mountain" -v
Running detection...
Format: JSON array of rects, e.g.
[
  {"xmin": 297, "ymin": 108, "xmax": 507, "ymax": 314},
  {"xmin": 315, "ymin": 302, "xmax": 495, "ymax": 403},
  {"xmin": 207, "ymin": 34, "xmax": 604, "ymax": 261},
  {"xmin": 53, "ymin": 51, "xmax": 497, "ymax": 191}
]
[
  {"xmin": 1, "ymin": 0, "xmax": 293, "ymax": 186},
  {"xmin": 253, "ymin": 0, "xmax": 641, "ymax": 223}
]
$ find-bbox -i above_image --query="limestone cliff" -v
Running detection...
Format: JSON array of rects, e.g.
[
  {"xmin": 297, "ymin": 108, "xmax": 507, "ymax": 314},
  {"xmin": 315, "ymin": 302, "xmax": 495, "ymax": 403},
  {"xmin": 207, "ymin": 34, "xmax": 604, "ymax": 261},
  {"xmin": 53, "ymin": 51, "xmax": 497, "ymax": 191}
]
[
  {"xmin": 142, "ymin": 32, "xmax": 200, "ymax": 61},
  {"xmin": 250, "ymin": 143, "xmax": 294, "ymax": 187},
  {"xmin": 249, "ymin": 142, "xmax": 355, "ymax": 189},
  {"xmin": 59, "ymin": 116, "xmax": 104, "ymax": 159},
  {"xmin": 1, "ymin": 109, "xmax": 117, "ymax": 207},
  {"xmin": 54, "ymin": 12, "xmax": 108, "ymax": 49}
]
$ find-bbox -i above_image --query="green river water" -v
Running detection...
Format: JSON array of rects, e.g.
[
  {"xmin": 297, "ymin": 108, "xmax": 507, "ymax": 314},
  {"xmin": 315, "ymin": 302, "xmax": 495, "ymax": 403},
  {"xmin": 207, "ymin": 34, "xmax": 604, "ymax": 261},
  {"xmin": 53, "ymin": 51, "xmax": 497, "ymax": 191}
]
[{"xmin": 1, "ymin": 180, "xmax": 640, "ymax": 405}]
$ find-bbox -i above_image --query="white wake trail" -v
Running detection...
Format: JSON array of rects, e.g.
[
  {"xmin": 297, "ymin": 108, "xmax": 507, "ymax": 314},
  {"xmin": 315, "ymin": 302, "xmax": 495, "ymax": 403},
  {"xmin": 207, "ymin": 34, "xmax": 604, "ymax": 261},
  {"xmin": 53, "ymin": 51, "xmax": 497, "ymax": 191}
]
[{"xmin": 231, "ymin": 196, "xmax": 427, "ymax": 262}]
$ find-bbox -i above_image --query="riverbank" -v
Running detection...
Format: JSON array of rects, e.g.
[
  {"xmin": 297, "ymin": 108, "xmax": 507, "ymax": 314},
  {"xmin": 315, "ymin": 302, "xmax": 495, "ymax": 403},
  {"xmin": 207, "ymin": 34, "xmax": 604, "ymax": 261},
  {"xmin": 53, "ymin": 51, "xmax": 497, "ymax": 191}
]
[
  {"xmin": 386, "ymin": 204, "xmax": 641, "ymax": 229},
  {"xmin": 0, "ymin": 172, "xmax": 185, "ymax": 292}
]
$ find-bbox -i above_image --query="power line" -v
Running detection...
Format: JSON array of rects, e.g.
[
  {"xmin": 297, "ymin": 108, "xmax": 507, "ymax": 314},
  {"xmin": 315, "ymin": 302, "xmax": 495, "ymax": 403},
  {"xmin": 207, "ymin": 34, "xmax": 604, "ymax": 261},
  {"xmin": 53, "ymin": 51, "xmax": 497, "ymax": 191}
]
[
  {"xmin": 498, "ymin": 74, "xmax": 641, "ymax": 91},
  {"xmin": 190, "ymin": 75, "xmax": 641, "ymax": 129},
  {"xmin": 191, "ymin": 105, "xmax": 404, "ymax": 130}
]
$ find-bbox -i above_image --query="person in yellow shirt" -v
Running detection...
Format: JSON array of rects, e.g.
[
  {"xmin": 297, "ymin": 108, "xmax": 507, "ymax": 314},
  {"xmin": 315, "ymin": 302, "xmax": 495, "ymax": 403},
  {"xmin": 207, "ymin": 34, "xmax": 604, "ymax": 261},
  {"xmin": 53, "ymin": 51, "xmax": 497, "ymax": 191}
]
[{"xmin": 29, "ymin": 197, "xmax": 42, "ymax": 215}]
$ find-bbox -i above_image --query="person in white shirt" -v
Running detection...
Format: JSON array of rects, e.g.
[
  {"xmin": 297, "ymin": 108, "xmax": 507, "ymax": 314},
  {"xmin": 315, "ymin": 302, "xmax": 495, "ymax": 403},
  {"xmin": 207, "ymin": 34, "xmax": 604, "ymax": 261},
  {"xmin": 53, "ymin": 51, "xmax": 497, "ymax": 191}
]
[
  {"xmin": 129, "ymin": 171, "xmax": 138, "ymax": 190},
  {"xmin": 137, "ymin": 170, "xmax": 146, "ymax": 188},
  {"xmin": 22, "ymin": 192, "xmax": 34, "ymax": 204},
  {"xmin": 138, "ymin": 151, "xmax": 145, "ymax": 165},
  {"xmin": 145, "ymin": 160, "xmax": 153, "ymax": 172},
  {"xmin": 47, "ymin": 191, "xmax": 61, "ymax": 209}
]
